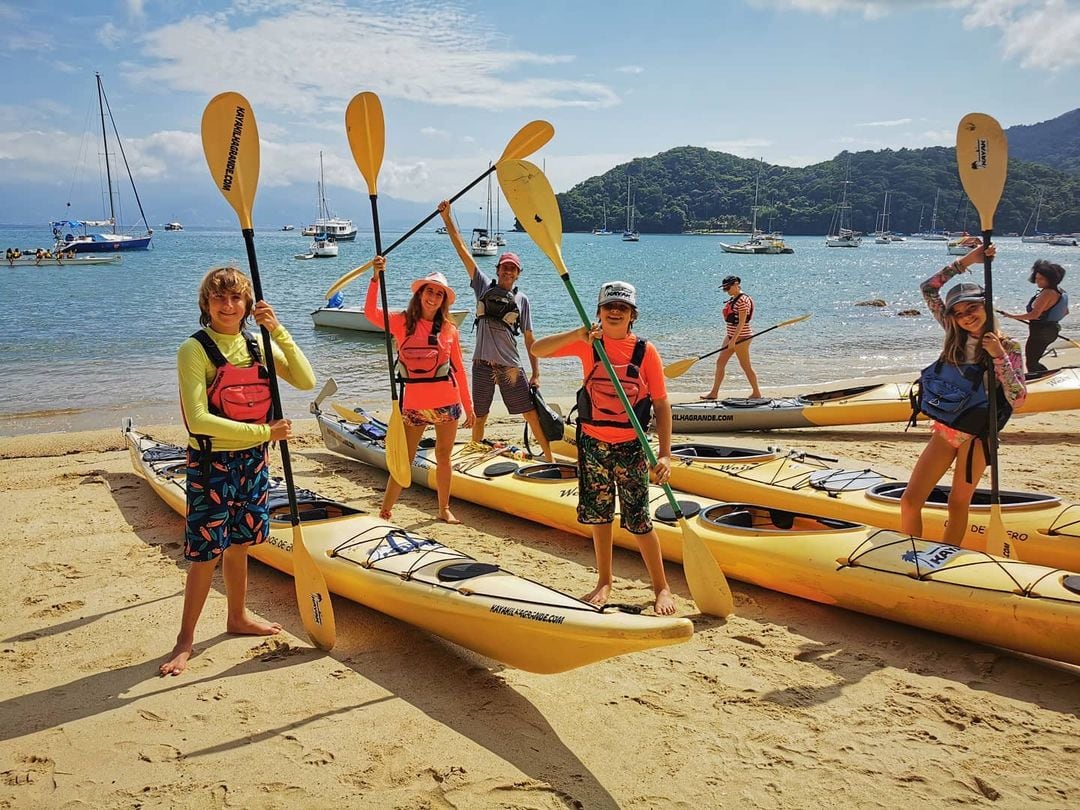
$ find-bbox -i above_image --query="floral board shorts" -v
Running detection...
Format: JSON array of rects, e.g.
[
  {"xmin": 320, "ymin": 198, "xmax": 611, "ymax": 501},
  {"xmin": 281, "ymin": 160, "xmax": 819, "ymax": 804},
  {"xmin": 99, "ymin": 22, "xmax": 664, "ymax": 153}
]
[
  {"xmin": 402, "ymin": 403, "xmax": 462, "ymax": 427},
  {"xmin": 576, "ymin": 431, "xmax": 652, "ymax": 534},
  {"xmin": 472, "ymin": 360, "xmax": 534, "ymax": 416},
  {"xmin": 185, "ymin": 445, "xmax": 270, "ymax": 562}
]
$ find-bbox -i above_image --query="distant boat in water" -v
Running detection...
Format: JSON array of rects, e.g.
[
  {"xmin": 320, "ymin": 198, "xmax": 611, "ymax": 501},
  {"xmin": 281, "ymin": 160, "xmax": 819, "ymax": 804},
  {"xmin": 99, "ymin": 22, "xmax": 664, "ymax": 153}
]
[
  {"xmin": 164, "ymin": 222, "xmax": 183, "ymax": 231},
  {"xmin": 281, "ymin": 224, "xmax": 295, "ymax": 231},
  {"xmin": 52, "ymin": 73, "xmax": 153, "ymax": 254},
  {"xmin": 825, "ymin": 163, "xmax": 861, "ymax": 248},
  {"xmin": 302, "ymin": 152, "xmax": 357, "ymax": 240}
]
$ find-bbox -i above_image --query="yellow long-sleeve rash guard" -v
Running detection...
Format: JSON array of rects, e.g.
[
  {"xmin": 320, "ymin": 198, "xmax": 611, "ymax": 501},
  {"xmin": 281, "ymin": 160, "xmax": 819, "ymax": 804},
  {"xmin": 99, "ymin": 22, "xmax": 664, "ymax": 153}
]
[{"xmin": 178, "ymin": 325, "xmax": 316, "ymax": 452}]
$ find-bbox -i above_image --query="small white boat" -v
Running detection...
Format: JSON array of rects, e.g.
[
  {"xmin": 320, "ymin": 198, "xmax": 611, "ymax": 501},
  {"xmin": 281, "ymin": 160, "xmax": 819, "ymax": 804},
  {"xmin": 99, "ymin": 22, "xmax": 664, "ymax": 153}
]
[
  {"xmin": 622, "ymin": 172, "xmax": 640, "ymax": 242},
  {"xmin": 470, "ymin": 228, "xmax": 497, "ymax": 257},
  {"xmin": 5, "ymin": 252, "xmax": 121, "ymax": 267},
  {"xmin": 281, "ymin": 224, "xmax": 295, "ymax": 231},
  {"xmin": 312, "ymin": 306, "xmax": 469, "ymax": 332},
  {"xmin": 164, "ymin": 222, "xmax": 183, "ymax": 231},
  {"xmin": 826, "ymin": 228, "xmax": 862, "ymax": 248},
  {"xmin": 825, "ymin": 168, "xmax": 861, "ymax": 248},
  {"xmin": 435, "ymin": 226, "xmax": 448, "ymax": 235},
  {"xmin": 1048, "ymin": 235, "xmax": 1078, "ymax": 246},
  {"xmin": 947, "ymin": 235, "xmax": 979, "ymax": 255},
  {"xmin": 302, "ymin": 152, "xmax": 357, "ymax": 241}
]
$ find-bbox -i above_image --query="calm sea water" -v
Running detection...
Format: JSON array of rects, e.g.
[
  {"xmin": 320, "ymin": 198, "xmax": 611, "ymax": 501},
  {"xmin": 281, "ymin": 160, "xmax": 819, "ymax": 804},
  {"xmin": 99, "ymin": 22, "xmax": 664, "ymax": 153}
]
[{"xmin": 0, "ymin": 225, "xmax": 1073, "ymax": 435}]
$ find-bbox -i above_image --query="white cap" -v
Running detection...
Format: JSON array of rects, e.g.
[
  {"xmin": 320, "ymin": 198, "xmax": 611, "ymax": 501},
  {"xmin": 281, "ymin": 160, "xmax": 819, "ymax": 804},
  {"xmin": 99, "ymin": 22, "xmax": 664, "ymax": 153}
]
[{"xmin": 598, "ymin": 280, "xmax": 637, "ymax": 308}]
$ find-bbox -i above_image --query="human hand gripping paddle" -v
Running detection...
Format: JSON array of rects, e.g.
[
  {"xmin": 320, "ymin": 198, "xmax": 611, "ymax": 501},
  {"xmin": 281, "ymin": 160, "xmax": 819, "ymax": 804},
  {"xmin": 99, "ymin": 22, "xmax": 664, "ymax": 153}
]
[
  {"xmin": 663, "ymin": 314, "xmax": 812, "ymax": 379},
  {"xmin": 956, "ymin": 112, "xmax": 1013, "ymax": 560},
  {"xmin": 324, "ymin": 120, "xmax": 554, "ymax": 300},
  {"xmin": 201, "ymin": 92, "xmax": 336, "ymax": 649},
  {"xmin": 497, "ymin": 159, "xmax": 734, "ymax": 618},
  {"xmin": 345, "ymin": 92, "xmax": 411, "ymax": 489}
]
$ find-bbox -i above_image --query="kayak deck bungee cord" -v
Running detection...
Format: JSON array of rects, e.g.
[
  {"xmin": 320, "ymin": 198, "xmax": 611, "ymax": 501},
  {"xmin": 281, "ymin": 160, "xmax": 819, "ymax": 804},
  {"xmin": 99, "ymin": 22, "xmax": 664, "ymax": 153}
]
[
  {"xmin": 317, "ymin": 402, "xmax": 1080, "ymax": 665},
  {"xmin": 673, "ymin": 366, "xmax": 1080, "ymax": 432},
  {"xmin": 123, "ymin": 421, "xmax": 693, "ymax": 674},
  {"xmin": 551, "ymin": 428, "xmax": 1080, "ymax": 572}
]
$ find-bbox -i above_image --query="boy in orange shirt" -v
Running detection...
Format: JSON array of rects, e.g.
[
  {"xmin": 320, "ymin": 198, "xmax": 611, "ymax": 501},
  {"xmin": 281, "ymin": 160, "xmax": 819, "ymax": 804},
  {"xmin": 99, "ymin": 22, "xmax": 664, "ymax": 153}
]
[{"xmin": 531, "ymin": 281, "xmax": 675, "ymax": 615}]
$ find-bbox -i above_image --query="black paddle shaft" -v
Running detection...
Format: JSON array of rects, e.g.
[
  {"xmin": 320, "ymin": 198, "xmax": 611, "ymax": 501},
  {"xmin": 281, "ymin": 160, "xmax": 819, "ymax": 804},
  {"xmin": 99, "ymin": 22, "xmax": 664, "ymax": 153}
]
[
  {"xmin": 369, "ymin": 196, "xmax": 401, "ymax": 403},
  {"xmin": 980, "ymin": 228, "xmax": 1001, "ymax": 506},
  {"xmin": 242, "ymin": 228, "xmax": 301, "ymax": 526}
]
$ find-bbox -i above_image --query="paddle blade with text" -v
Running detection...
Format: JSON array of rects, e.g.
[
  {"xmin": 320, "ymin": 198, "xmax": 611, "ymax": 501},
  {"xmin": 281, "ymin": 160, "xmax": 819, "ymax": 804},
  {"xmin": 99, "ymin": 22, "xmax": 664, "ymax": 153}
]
[{"xmin": 201, "ymin": 92, "xmax": 260, "ymax": 230}]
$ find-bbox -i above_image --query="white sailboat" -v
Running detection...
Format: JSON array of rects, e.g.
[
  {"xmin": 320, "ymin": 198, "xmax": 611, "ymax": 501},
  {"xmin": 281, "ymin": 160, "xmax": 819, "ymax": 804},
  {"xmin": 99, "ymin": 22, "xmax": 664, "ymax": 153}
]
[
  {"xmin": 51, "ymin": 73, "xmax": 153, "ymax": 253},
  {"xmin": 622, "ymin": 173, "xmax": 639, "ymax": 242},
  {"xmin": 873, "ymin": 191, "xmax": 897, "ymax": 243},
  {"xmin": 302, "ymin": 152, "xmax": 357, "ymax": 240},
  {"xmin": 920, "ymin": 190, "xmax": 947, "ymax": 240},
  {"xmin": 493, "ymin": 187, "xmax": 507, "ymax": 246},
  {"xmin": 592, "ymin": 205, "xmax": 613, "ymax": 235},
  {"xmin": 1021, "ymin": 188, "xmax": 1051, "ymax": 243},
  {"xmin": 825, "ymin": 164, "xmax": 861, "ymax": 248},
  {"xmin": 470, "ymin": 170, "xmax": 498, "ymax": 256}
]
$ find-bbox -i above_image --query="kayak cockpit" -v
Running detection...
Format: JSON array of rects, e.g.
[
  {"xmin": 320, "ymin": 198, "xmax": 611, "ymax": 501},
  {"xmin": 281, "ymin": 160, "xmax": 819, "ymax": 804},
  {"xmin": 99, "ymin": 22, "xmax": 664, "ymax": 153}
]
[
  {"xmin": 514, "ymin": 462, "xmax": 578, "ymax": 481},
  {"xmin": 867, "ymin": 483, "xmax": 1060, "ymax": 511},
  {"xmin": 699, "ymin": 503, "xmax": 861, "ymax": 533},
  {"xmin": 672, "ymin": 443, "xmax": 777, "ymax": 464}
]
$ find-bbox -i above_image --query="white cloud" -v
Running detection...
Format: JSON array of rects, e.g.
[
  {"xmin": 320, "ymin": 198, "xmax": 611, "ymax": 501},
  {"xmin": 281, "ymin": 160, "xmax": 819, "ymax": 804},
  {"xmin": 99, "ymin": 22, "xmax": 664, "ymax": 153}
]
[
  {"xmin": 857, "ymin": 118, "xmax": 913, "ymax": 127},
  {"xmin": 961, "ymin": 0, "xmax": 1080, "ymax": 70},
  {"xmin": 616, "ymin": 65, "xmax": 645, "ymax": 74},
  {"xmin": 421, "ymin": 126, "xmax": 450, "ymax": 138},
  {"xmin": 131, "ymin": 2, "xmax": 619, "ymax": 113},
  {"xmin": 97, "ymin": 21, "xmax": 123, "ymax": 49},
  {"xmin": 747, "ymin": 0, "xmax": 904, "ymax": 19}
]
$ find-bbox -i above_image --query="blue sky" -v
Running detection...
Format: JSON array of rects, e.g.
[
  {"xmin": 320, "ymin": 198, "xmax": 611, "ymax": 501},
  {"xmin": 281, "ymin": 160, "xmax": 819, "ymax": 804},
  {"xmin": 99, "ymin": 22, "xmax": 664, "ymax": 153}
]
[{"xmin": 1, "ymin": 0, "xmax": 1078, "ymax": 226}]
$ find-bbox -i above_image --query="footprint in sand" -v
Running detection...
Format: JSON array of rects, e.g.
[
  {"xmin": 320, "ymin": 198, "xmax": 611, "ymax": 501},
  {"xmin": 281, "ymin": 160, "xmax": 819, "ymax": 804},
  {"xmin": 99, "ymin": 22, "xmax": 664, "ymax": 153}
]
[{"xmin": 29, "ymin": 600, "xmax": 84, "ymax": 619}]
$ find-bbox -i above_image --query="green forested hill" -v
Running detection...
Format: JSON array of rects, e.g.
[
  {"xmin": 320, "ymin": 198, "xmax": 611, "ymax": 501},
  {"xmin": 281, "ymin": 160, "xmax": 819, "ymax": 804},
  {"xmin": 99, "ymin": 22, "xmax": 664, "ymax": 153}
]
[
  {"xmin": 1006, "ymin": 109, "xmax": 1080, "ymax": 175},
  {"xmin": 554, "ymin": 144, "xmax": 1080, "ymax": 236}
]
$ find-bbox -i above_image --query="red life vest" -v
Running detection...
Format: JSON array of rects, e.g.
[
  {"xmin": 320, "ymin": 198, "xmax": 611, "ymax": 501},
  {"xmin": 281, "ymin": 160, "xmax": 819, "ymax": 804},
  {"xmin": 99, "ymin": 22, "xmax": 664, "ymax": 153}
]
[
  {"xmin": 192, "ymin": 330, "xmax": 273, "ymax": 423},
  {"xmin": 394, "ymin": 314, "xmax": 454, "ymax": 385},
  {"xmin": 576, "ymin": 338, "xmax": 653, "ymax": 430},
  {"xmin": 184, "ymin": 329, "xmax": 273, "ymax": 477},
  {"xmin": 723, "ymin": 292, "xmax": 753, "ymax": 325}
]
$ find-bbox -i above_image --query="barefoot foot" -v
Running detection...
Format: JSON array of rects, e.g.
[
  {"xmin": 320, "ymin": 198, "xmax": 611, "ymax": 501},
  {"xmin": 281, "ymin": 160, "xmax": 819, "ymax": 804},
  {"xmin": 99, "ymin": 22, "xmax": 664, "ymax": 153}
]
[
  {"xmin": 160, "ymin": 639, "xmax": 194, "ymax": 677},
  {"xmin": 583, "ymin": 583, "xmax": 611, "ymax": 606},
  {"xmin": 699, "ymin": 392, "xmax": 718, "ymax": 401},
  {"xmin": 653, "ymin": 588, "xmax": 677, "ymax": 616},
  {"xmin": 227, "ymin": 614, "xmax": 283, "ymax": 637},
  {"xmin": 379, "ymin": 507, "xmax": 393, "ymax": 521},
  {"xmin": 438, "ymin": 508, "xmax": 462, "ymax": 525}
]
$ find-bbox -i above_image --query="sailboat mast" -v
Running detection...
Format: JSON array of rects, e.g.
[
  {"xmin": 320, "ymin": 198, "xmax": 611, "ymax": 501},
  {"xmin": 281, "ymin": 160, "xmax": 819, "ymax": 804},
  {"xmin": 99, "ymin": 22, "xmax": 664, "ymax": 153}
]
[
  {"xmin": 98, "ymin": 74, "xmax": 151, "ymax": 234},
  {"xmin": 96, "ymin": 73, "xmax": 116, "ymax": 232},
  {"xmin": 319, "ymin": 152, "xmax": 328, "ymax": 219}
]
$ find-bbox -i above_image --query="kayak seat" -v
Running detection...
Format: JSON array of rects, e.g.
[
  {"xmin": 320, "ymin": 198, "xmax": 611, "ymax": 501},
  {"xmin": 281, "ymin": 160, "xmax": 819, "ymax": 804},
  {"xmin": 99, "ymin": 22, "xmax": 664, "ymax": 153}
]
[
  {"xmin": 718, "ymin": 509, "xmax": 754, "ymax": 528},
  {"xmin": 768, "ymin": 508, "xmax": 795, "ymax": 530},
  {"xmin": 436, "ymin": 562, "xmax": 501, "ymax": 582},
  {"xmin": 654, "ymin": 500, "xmax": 702, "ymax": 522},
  {"xmin": 298, "ymin": 507, "xmax": 329, "ymax": 522},
  {"xmin": 819, "ymin": 517, "xmax": 857, "ymax": 529}
]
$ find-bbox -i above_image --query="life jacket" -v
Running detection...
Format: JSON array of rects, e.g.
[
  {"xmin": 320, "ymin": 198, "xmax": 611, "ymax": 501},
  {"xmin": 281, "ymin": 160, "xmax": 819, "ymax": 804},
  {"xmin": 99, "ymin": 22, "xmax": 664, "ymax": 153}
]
[
  {"xmin": 908, "ymin": 358, "xmax": 1012, "ymax": 482},
  {"xmin": 474, "ymin": 281, "xmax": 521, "ymax": 335},
  {"xmin": 186, "ymin": 329, "xmax": 273, "ymax": 476},
  {"xmin": 576, "ymin": 338, "xmax": 653, "ymax": 431},
  {"xmin": 723, "ymin": 293, "xmax": 753, "ymax": 326},
  {"xmin": 394, "ymin": 313, "xmax": 455, "ymax": 385},
  {"xmin": 1027, "ymin": 288, "xmax": 1069, "ymax": 323}
]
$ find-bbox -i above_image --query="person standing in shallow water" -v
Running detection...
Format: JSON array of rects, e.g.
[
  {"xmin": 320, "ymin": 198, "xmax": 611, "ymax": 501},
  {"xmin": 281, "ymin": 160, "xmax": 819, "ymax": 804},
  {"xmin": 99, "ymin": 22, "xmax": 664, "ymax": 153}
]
[
  {"xmin": 531, "ymin": 281, "xmax": 676, "ymax": 616},
  {"xmin": 438, "ymin": 200, "xmax": 554, "ymax": 461},
  {"xmin": 163, "ymin": 266, "xmax": 316, "ymax": 676},
  {"xmin": 999, "ymin": 259, "xmax": 1069, "ymax": 374},
  {"xmin": 700, "ymin": 275, "xmax": 762, "ymax": 400}
]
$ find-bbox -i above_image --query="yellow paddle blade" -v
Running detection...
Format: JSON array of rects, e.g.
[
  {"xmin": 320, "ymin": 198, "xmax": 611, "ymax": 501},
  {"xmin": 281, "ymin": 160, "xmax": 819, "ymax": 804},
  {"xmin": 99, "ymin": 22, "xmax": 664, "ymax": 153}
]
[
  {"xmin": 387, "ymin": 401, "xmax": 412, "ymax": 488},
  {"xmin": 499, "ymin": 120, "xmax": 555, "ymax": 161},
  {"xmin": 679, "ymin": 517, "xmax": 734, "ymax": 617},
  {"xmin": 777, "ymin": 313, "xmax": 813, "ymax": 328},
  {"xmin": 986, "ymin": 504, "xmax": 1017, "ymax": 560},
  {"xmin": 331, "ymin": 402, "xmax": 370, "ymax": 424},
  {"xmin": 496, "ymin": 159, "xmax": 569, "ymax": 276},
  {"xmin": 345, "ymin": 92, "xmax": 385, "ymax": 196},
  {"xmin": 201, "ymin": 92, "xmax": 260, "ymax": 230},
  {"xmin": 956, "ymin": 113, "xmax": 1008, "ymax": 232},
  {"xmin": 291, "ymin": 524, "xmax": 336, "ymax": 649},
  {"xmin": 663, "ymin": 357, "xmax": 699, "ymax": 379},
  {"xmin": 325, "ymin": 258, "xmax": 375, "ymax": 300}
]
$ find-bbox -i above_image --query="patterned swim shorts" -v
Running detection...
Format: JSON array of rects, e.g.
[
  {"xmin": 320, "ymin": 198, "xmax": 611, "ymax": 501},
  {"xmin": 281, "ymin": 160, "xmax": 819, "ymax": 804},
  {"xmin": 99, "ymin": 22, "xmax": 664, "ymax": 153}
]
[
  {"xmin": 472, "ymin": 360, "xmax": 534, "ymax": 416},
  {"xmin": 184, "ymin": 445, "xmax": 270, "ymax": 562},
  {"xmin": 576, "ymin": 431, "xmax": 652, "ymax": 534},
  {"xmin": 402, "ymin": 403, "xmax": 462, "ymax": 427}
]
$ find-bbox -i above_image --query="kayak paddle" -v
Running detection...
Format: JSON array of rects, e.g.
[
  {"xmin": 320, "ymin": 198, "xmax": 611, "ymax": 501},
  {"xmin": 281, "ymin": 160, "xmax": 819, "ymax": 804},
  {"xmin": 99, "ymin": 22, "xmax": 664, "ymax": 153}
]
[
  {"xmin": 345, "ymin": 91, "xmax": 411, "ymax": 489},
  {"xmin": 497, "ymin": 158, "xmax": 734, "ymax": 618},
  {"xmin": 664, "ymin": 314, "xmax": 812, "ymax": 379},
  {"xmin": 201, "ymin": 92, "xmax": 336, "ymax": 650},
  {"xmin": 956, "ymin": 112, "xmax": 1013, "ymax": 560},
  {"xmin": 325, "ymin": 120, "xmax": 554, "ymax": 300}
]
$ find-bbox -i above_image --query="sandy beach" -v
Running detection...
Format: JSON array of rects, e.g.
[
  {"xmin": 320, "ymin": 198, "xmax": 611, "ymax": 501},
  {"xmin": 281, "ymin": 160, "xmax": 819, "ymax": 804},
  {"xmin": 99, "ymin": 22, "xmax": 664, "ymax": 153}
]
[{"xmin": 2, "ymin": 405, "xmax": 1079, "ymax": 809}]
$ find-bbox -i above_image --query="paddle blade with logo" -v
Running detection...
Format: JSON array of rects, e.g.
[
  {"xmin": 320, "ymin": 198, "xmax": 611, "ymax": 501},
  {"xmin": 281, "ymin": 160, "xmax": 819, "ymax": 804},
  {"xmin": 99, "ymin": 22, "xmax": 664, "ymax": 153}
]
[
  {"xmin": 201, "ymin": 92, "xmax": 260, "ymax": 230},
  {"xmin": 956, "ymin": 113, "xmax": 1007, "ymax": 232},
  {"xmin": 496, "ymin": 159, "xmax": 569, "ymax": 275}
]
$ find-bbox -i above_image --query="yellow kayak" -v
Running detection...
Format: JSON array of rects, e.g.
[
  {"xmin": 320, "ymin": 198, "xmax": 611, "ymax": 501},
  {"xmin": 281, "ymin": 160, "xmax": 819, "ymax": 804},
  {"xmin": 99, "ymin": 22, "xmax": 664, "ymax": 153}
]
[
  {"xmin": 122, "ymin": 421, "xmax": 692, "ymax": 674},
  {"xmin": 551, "ymin": 430, "xmax": 1080, "ymax": 572},
  {"xmin": 673, "ymin": 366, "xmax": 1080, "ymax": 432},
  {"xmin": 318, "ymin": 403, "xmax": 1080, "ymax": 665}
]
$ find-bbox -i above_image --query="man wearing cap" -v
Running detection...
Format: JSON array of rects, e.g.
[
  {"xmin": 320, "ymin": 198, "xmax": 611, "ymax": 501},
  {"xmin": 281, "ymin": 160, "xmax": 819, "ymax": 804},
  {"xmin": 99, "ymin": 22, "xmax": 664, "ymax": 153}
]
[
  {"xmin": 438, "ymin": 200, "xmax": 553, "ymax": 460},
  {"xmin": 701, "ymin": 275, "xmax": 762, "ymax": 400}
]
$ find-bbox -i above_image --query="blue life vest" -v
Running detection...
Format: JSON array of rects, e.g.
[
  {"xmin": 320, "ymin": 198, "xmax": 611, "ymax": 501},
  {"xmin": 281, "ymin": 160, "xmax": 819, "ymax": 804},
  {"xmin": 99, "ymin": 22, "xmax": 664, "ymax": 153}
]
[
  {"xmin": 910, "ymin": 359, "xmax": 1011, "ymax": 438},
  {"xmin": 1027, "ymin": 288, "xmax": 1068, "ymax": 323}
]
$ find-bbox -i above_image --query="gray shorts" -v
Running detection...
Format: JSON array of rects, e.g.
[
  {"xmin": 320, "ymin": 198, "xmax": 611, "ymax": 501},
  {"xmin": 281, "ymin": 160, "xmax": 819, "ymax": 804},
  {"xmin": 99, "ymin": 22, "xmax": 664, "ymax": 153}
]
[{"xmin": 472, "ymin": 360, "xmax": 535, "ymax": 417}]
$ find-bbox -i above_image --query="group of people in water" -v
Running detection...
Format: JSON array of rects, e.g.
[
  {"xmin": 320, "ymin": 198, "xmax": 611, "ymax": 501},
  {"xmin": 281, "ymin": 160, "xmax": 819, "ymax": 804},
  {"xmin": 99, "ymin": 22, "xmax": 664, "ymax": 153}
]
[
  {"xmin": 160, "ymin": 210, "xmax": 1070, "ymax": 676},
  {"xmin": 5, "ymin": 247, "xmax": 78, "ymax": 265}
]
